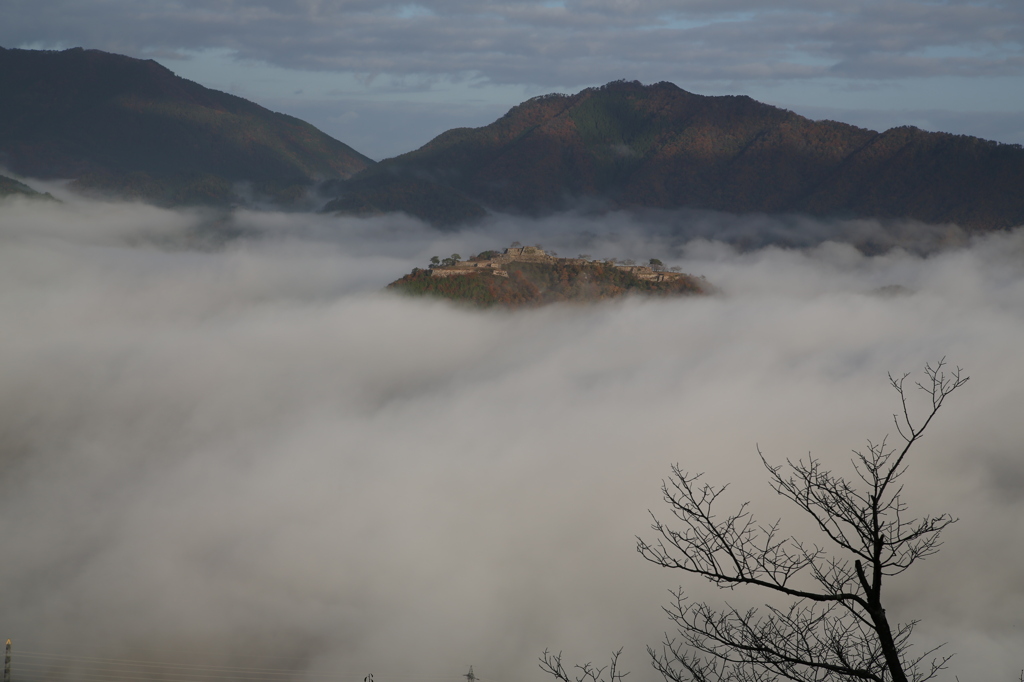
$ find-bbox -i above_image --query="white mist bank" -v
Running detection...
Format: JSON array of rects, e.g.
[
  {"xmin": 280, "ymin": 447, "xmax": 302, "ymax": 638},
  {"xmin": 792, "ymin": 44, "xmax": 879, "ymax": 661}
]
[{"xmin": 0, "ymin": 195, "xmax": 1021, "ymax": 681}]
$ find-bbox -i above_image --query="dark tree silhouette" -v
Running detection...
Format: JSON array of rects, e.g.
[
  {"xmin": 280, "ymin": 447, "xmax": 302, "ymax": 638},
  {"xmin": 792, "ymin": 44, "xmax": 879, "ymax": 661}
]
[
  {"xmin": 635, "ymin": 360, "xmax": 968, "ymax": 682},
  {"xmin": 541, "ymin": 648, "xmax": 629, "ymax": 682}
]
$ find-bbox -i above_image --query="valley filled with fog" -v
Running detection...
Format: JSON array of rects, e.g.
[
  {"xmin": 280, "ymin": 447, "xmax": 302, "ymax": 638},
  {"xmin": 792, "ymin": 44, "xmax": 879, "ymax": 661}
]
[{"xmin": 1, "ymin": 190, "xmax": 1022, "ymax": 682}]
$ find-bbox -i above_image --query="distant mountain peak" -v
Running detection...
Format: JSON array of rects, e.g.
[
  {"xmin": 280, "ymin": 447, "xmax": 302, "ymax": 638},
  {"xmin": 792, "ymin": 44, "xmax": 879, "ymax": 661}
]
[
  {"xmin": 325, "ymin": 79, "xmax": 1024, "ymax": 231},
  {"xmin": 0, "ymin": 46, "xmax": 374, "ymax": 207}
]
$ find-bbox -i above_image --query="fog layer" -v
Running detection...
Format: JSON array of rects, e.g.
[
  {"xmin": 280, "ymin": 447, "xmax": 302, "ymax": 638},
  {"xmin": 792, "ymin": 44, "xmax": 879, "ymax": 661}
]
[{"xmin": 0, "ymin": 195, "xmax": 1021, "ymax": 681}]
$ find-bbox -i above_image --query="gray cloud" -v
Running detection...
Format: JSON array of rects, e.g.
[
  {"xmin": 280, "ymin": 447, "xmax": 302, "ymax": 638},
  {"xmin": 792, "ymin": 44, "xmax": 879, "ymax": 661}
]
[
  {"xmin": 3, "ymin": 0, "xmax": 1023, "ymax": 87},
  {"xmin": 0, "ymin": 192, "xmax": 1022, "ymax": 681}
]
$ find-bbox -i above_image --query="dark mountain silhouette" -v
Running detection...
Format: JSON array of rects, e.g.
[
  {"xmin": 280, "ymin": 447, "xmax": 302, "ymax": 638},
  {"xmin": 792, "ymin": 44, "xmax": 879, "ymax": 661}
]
[
  {"xmin": 324, "ymin": 80, "xmax": 1024, "ymax": 231},
  {"xmin": 5, "ymin": 52, "xmax": 1019, "ymax": 231},
  {"xmin": 0, "ymin": 172, "xmax": 53, "ymax": 200},
  {"xmin": 0, "ymin": 46, "xmax": 373, "ymax": 206}
]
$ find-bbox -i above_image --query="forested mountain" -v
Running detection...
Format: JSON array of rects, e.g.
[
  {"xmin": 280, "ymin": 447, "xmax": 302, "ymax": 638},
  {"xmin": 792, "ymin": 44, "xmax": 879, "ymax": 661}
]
[
  {"xmin": 5, "ymin": 49, "xmax": 1021, "ymax": 231},
  {"xmin": 0, "ymin": 172, "xmax": 52, "ymax": 199},
  {"xmin": 0, "ymin": 46, "xmax": 374, "ymax": 206},
  {"xmin": 325, "ymin": 80, "xmax": 1024, "ymax": 230}
]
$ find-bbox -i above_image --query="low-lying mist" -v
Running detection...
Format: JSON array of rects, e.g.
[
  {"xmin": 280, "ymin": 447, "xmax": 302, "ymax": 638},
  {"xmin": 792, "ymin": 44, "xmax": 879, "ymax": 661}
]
[{"xmin": 1, "ymin": 192, "xmax": 1022, "ymax": 682}]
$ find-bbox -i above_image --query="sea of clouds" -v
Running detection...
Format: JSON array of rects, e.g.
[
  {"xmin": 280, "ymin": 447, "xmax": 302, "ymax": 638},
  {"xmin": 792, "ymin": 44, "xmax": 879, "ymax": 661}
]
[{"xmin": 0, "ymin": 189, "xmax": 1022, "ymax": 682}]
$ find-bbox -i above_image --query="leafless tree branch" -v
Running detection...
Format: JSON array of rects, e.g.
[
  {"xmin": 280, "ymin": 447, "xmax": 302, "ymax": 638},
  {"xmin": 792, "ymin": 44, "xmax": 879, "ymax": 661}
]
[
  {"xmin": 634, "ymin": 361, "xmax": 967, "ymax": 682},
  {"xmin": 540, "ymin": 649, "xmax": 629, "ymax": 682}
]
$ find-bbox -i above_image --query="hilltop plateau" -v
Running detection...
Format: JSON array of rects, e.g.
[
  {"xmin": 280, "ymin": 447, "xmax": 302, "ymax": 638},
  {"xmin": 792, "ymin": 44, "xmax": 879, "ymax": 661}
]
[
  {"xmin": 387, "ymin": 245, "xmax": 708, "ymax": 308},
  {"xmin": 327, "ymin": 80, "xmax": 1024, "ymax": 231},
  {"xmin": 0, "ymin": 46, "xmax": 373, "ymax": 206}
]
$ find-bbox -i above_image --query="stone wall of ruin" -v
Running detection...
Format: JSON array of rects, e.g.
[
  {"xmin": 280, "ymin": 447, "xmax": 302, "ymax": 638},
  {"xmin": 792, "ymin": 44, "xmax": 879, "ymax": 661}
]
[{"xmin": 429, "ymin": 245, "xmax": 681, "ymax": 281}]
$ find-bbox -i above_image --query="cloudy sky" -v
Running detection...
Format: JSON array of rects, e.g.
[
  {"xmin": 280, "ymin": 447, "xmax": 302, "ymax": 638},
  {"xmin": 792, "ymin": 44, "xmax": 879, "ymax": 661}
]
[
  {"xmin": 3, "ymin": 0, "xmax": 1023, "ymax": 158},
  {"xmin": 1, "ymin": 188, "xmax": 1022, "ymax": 681}
]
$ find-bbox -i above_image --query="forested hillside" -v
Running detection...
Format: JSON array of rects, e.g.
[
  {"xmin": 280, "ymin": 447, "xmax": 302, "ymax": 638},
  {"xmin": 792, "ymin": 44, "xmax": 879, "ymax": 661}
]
[
  {"xmin": 327, "ymin": 80, "xmax": 1024, "ymax": 230},
  {"xmin": 0, "ymin": 46, "xmax": 374, "ymax": 206}
]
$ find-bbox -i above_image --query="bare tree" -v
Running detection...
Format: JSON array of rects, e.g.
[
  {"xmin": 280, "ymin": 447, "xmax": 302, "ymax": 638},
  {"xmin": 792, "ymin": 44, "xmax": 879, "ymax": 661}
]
[
  {"xmin": 635, "ymin": 360, "xmax": 967, "ymax": 682},
  {"xmin": 541, "ymin": 649, "xmax": 629, "ymax": 682}
]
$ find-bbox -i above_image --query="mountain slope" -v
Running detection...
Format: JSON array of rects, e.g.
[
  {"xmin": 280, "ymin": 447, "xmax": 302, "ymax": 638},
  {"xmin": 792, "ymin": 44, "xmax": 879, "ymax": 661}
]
[
  {"xmin": 325, "ymin": 80, "xmax": 1024, "ymax": 231},
  {"xmin": 0, "ymin": 173, "xmax": 53, "ymax": 200},
  {"xmin": 0, "ymin": 46, "xmax": 374, "ymax": 206}
]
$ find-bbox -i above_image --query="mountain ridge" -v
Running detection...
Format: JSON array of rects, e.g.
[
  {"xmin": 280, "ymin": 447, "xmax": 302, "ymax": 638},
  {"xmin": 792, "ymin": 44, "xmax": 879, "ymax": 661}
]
[
  {"xmin": 0, "ymin": 46, "xmax": 374, "ymax": 206},
  {"xmin": 0, "ymin": 172, "xmax": 55, "ymax": 200},
  {"xmin": 4, "ymin": 47, "xmax": 1021, "ymax": 233},
  {"xmin": 325, "ymin": 80, "xmax": 1024, "ymax": 231}
]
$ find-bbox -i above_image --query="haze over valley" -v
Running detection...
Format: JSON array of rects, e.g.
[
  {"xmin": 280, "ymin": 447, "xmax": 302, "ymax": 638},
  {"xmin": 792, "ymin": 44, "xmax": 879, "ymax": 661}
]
[{"xmin": 1, "ymin": 188, "xmax": 1023, "ymax": 680}]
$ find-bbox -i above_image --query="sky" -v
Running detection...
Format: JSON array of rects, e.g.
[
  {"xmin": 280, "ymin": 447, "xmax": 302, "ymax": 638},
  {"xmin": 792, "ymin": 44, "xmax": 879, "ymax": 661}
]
[
  {"xmin": 0, "ymin": 188, "xmax": 1022, "ymax": 681},
  {"xmin": 3, "ymin": 0, "xmax": 1023, "ymax": 159}
]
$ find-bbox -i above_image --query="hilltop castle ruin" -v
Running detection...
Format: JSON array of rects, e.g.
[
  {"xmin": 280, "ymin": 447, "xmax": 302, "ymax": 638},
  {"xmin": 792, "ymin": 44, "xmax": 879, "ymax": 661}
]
[{"xmin": 430, "ymin": 245, "xmax": 684, "ymax": 282}]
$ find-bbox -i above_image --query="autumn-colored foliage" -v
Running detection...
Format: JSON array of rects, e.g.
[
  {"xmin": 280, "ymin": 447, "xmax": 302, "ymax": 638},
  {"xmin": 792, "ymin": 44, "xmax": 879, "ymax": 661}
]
[
  {"xmin": 331, "ymin": 80, "xmax": 1024, "ymax": 231},
  {"xmin": 386, "ymin": 260, "xmax": 706, "ymax": 309}
]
